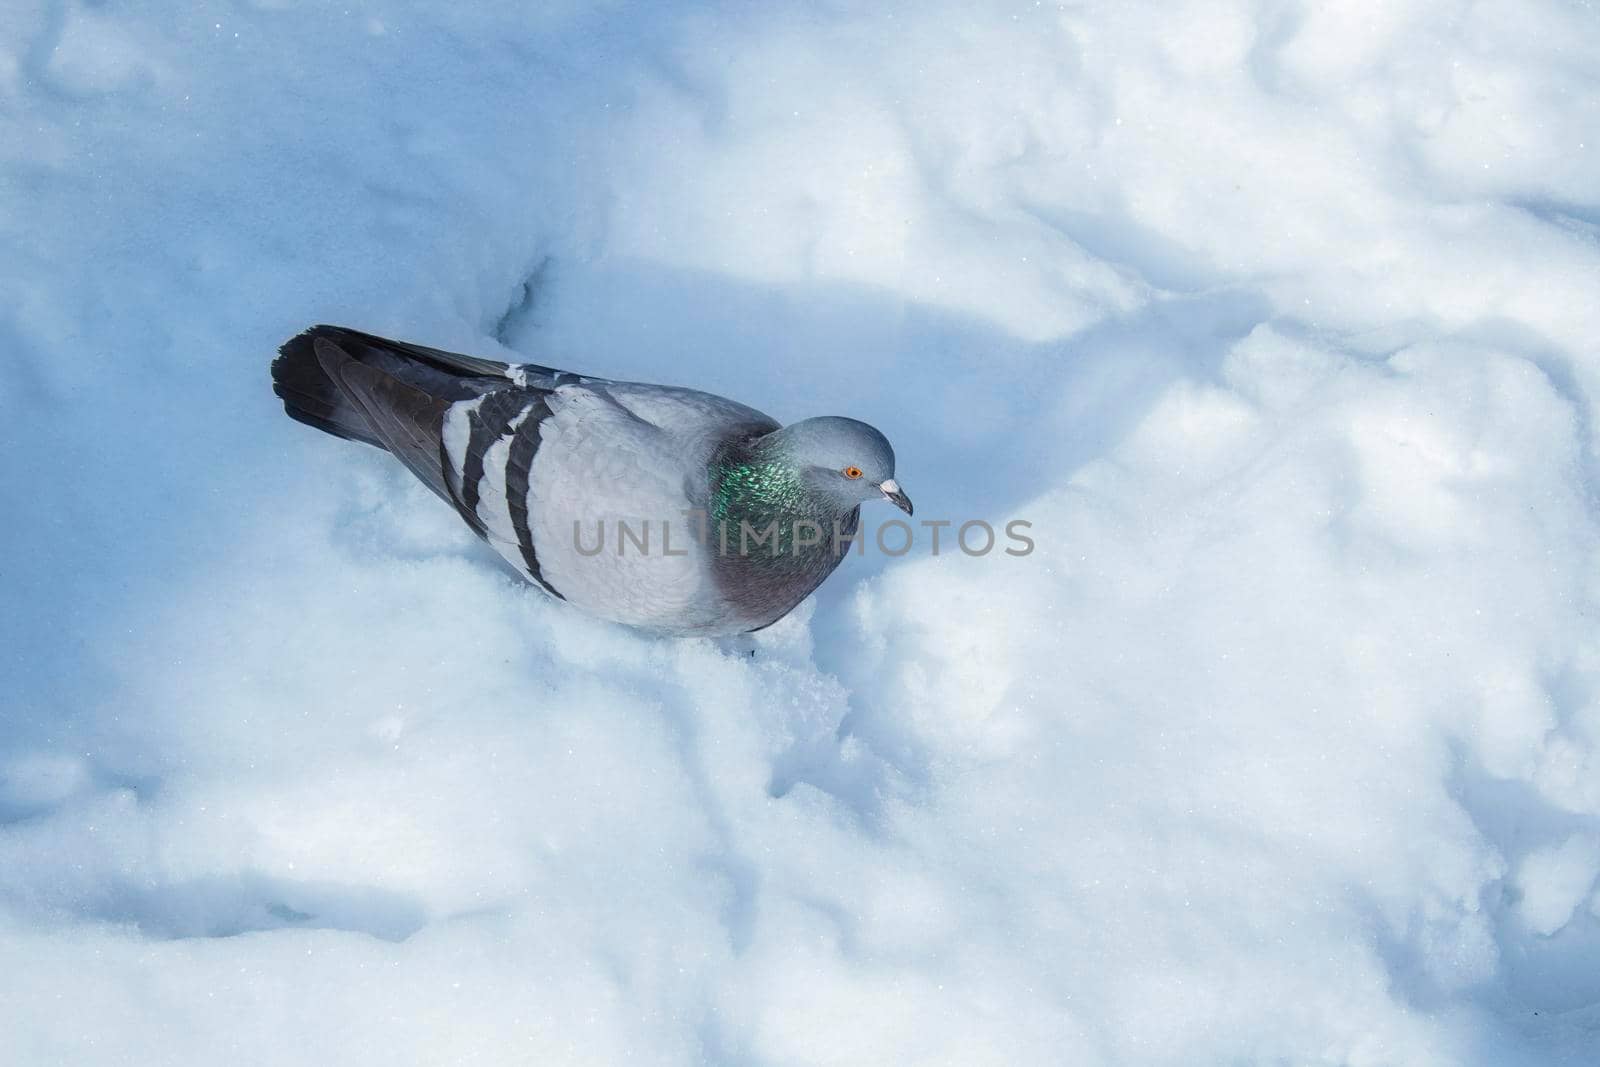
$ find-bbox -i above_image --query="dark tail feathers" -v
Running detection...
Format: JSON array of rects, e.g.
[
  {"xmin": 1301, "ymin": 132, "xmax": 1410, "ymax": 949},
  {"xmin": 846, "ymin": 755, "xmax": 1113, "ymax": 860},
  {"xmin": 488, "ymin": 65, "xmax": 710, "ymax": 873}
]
[
  {"xmin": 271, "ymin": 325, "xmax": 387, "ymax": 447},
  {"xmin": 271, "ymin": 325, "xmax": 514, "ymax": 448}
]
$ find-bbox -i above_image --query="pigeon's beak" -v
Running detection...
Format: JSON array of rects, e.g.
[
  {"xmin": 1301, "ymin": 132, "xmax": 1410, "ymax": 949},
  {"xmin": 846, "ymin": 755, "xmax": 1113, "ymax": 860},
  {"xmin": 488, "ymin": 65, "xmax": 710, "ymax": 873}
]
[{"xmin": 879, "ymin": 479, "xmax": 913, "ymax": 516}]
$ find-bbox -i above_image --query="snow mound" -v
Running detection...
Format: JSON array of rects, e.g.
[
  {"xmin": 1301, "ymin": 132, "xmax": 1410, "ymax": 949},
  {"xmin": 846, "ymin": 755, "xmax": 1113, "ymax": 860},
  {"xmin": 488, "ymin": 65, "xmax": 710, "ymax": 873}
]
[{"xmin": 3, "ymin": 1, "xmax": 1600, "ymax": 1063}]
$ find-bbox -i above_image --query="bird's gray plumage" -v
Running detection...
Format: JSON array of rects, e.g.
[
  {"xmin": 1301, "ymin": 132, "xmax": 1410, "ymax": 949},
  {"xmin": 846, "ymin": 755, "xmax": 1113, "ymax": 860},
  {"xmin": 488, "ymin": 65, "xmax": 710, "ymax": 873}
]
[{"xmin": 271, "ymin": 326, "xmax": 910, "ymax": 636}]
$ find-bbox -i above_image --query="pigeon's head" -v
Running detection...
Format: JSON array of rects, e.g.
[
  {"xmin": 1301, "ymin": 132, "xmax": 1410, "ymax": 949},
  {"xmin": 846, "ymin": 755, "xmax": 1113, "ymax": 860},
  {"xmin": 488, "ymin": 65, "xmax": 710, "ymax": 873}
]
[{"xmin": 770, "ymin": 416, "xmax": 912, "ymax": 516}]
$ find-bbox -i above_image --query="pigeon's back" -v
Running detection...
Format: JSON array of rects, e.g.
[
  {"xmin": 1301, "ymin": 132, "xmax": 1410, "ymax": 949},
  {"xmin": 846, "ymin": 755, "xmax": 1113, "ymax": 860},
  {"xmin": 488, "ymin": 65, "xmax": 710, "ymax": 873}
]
[{"xmin": 271, "ymin": 326, "xmax": 781, "ymax": 634}]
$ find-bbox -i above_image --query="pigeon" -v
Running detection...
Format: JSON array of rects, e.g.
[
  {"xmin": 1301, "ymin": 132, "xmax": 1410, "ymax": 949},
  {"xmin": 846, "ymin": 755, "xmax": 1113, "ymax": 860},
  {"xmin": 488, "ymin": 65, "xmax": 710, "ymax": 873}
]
[{"xmin": 270, "ymin": 326, "xmax": 912, "ymax": 636}]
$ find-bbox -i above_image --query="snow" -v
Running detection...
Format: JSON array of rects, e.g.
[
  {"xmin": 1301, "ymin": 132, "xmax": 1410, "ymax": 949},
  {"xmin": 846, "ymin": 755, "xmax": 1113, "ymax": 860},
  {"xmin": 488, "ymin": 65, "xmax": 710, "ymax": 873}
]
[
  {"xmin": 1518, "ymin": 835, "xmax": 1600, "ymax": 938},
  {"xmin": 4, "ymin": 0, "xmax": 1600, "ymax": 1063}
]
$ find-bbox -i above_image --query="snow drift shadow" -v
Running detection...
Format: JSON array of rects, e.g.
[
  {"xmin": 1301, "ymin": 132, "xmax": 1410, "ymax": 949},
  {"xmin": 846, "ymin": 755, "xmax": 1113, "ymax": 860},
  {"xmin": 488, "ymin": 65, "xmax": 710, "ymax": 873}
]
[{"xmin": 76, "ymin": 871, "xmax": 428, "ymax": 943}]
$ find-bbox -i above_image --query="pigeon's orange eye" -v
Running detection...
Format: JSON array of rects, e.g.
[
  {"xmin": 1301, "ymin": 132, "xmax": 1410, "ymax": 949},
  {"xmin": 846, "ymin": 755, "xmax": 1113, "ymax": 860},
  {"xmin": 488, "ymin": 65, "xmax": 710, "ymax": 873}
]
[{"xmin": 843, "ymin": 466, "xmax": 863, "ymax": 480}]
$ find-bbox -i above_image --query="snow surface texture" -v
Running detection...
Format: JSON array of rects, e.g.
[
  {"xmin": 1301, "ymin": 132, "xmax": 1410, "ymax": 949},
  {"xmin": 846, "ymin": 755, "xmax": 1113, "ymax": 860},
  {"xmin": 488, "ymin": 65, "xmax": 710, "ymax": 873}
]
[{"xmin": 3, "ymin": 1, "xmax": 1600, "ymax": 1063}]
